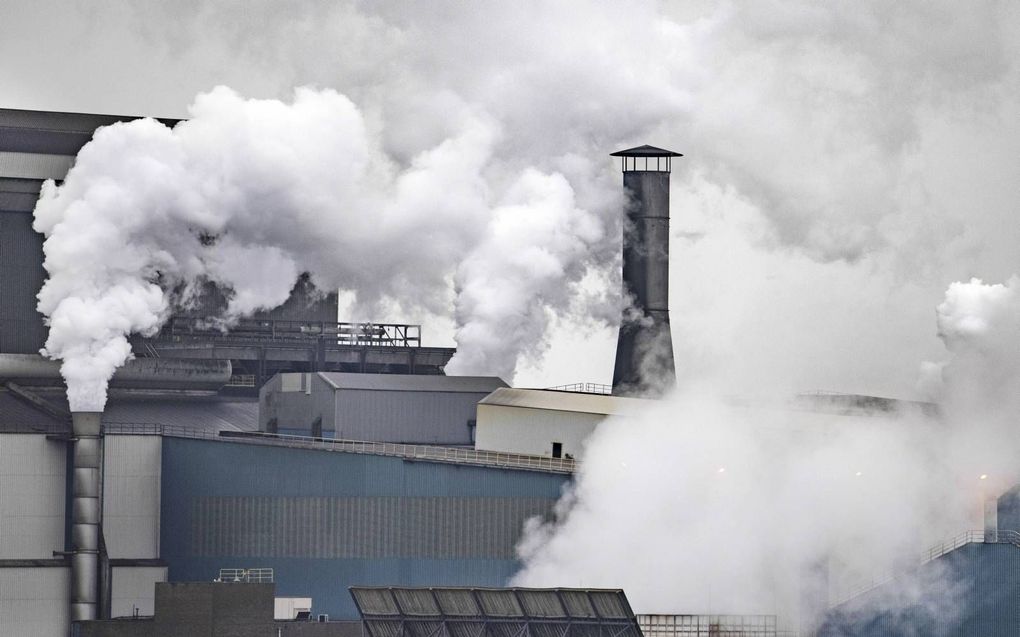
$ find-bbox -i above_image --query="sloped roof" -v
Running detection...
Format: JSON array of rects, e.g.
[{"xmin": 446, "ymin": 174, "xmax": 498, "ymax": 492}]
[
  {"xmin": 318, "ymin": 372, "xmax": 507, "ymax": 393},
  {"xmin": 0, "ymin": 388, "xmax": 258, "ymax": 435},
  {"xmin": 351, "ymin": 587, "xmax": 641, "ymax": 637},
  {"xmin": 478, "ymin": 387, "xmax": 647, "ymax": 416},
  {"xmin": 610, "ymin": 144, "xmax": 682, "ymax": 157},
  {"xmin": 0, "ymin": 107, "xmax": 180, "ymax": 155},
  {"xmin": 0, "ymin": 389, "xmax": 68, "ymax": 433},
  {"xmin": 102, "ymin": 397, "xmax": 258, "ymax": 432}
]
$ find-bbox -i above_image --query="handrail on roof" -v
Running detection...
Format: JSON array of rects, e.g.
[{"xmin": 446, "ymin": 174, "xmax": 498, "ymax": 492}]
[
  {"xmin": 832, "ymin": 529, "xmax": 1020, "ymax": 606},
  {"xmin": 102, "ymin": 423, "xmax": 576, "ymax": 475}
]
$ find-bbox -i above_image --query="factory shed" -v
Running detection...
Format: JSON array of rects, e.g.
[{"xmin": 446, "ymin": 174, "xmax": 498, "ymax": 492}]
[
  {"xmin": 474, "ymin": 388, "xmax": 647, "ymax": 459},
  {"xmin": 260, "ymin": 372, "xmax": 507, "ymax": 444}
]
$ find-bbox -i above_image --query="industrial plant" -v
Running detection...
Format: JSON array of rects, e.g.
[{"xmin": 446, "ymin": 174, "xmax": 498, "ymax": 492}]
[{"xmin": 2, "ymin": 106, "xmax": 1019, "ymax": 637}]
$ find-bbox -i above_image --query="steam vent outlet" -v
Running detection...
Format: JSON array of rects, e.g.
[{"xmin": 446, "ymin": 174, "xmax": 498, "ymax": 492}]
[
  {"xmin": 70, "ymin": 411, "xmax": 102, "ymax": 622},
  {"xmin": 610, "ymin": 145, "xmax": 682, "ymax": 398}
]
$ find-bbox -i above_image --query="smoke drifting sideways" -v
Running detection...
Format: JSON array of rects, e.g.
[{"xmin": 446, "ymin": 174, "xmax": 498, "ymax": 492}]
[
  {"xmin": 513, "ymin": 277, "xmax": 1020, "ymax": 630},
  {"xmin": 33, "ymin": 87, "xmax": 611, "ymax": 411}
]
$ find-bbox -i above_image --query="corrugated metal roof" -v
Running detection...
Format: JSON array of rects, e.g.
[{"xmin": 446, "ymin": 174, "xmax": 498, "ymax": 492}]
[
  {"xmin": 0, "ymin": 107, "xmax": 180, "ymax": 135},
  {"xmin": 102, "ymin": 396, "xmax": 259, "ymax": 433},
  {"xmin": 478, "ymin": 387, "xmax": 648, "ymax": 416},
  {"xmin": 0, "ymin": 388, "xmax": 259, "ymax": 434},
  {"xmin": 318, "ymin": 372, "xmax": 507, "ymax": 393},
  {"xmin": 351, "ymin": 587, "xmax": 642, "ymax": 637}
]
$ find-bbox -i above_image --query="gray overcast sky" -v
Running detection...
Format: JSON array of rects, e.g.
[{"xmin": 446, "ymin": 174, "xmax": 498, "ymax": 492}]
[{"xmin": 4, "ymin": 1, "xmax": 1020, "ymax": 396}]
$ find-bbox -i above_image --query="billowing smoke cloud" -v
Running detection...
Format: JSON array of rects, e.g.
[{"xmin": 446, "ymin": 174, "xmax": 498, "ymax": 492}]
[
  {"xmin": 13, "ymin": 0, "xmax": 1020, "ymax": 393},
  {"xmin": 514, "ymin": 275, "xmax": 1020, "ymax": 630},
  {"xmin": 34, "ymin": 87, "xmax": 608, "ymax": 409},
  {"xmin": 445, "ymin": 171, "xmax": 605, "ymax": 380}
]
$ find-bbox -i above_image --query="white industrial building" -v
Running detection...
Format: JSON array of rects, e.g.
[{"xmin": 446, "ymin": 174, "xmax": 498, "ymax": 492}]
[{"xmin": 474, "ymin": 388, "xmax": 648, "ymax": 459}]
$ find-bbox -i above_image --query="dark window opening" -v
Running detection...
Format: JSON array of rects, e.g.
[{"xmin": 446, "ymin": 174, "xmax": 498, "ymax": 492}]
[{"xmin": 552, "ymin": 442, "xmax": 563, "ymax": 458}]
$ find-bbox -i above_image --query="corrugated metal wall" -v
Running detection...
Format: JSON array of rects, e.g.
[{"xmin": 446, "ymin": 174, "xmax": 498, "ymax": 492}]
[
  {"xmin": 103, "ymin": 435, "xmax": 162, "ymax": 559},
  {"xmin": 0, "ymin": 210, "xmax": 47, "ymax": 354},
  {"xmin": 0, "ymin": 434, "xmax": 66, "ymax": 559},
  {"xmin": 820, "ymin": 543, "xmax": 1020, "ymax": 636},
  {"xmin": 336, "ymin": 389, "xmax": 484, "ymax": 444},
  {"xmin": 0, "ymin": 566, "xmax": 70, "ymax": 637},
  {"xmin": 160, "ymin": 438, "xmax": 569, "ymax": 619},
  {"xmin": 188, "ymin": 495, "xmax": 552, "ymax": 558}
]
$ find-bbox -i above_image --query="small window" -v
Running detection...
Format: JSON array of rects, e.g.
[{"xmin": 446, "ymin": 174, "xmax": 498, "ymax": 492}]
[{"xmin": 552, "ymin": 442, "xmax": 563, "ymax": 458}]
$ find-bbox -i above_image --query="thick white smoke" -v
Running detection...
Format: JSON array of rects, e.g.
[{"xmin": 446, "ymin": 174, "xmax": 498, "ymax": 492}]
[
  {"xmin": 34, "ymin": 87, "xmax": 608, "ymax": 409},
  {"xmin": 513, "ymin": 276, "xmax": 1020, "ymax": 630}
]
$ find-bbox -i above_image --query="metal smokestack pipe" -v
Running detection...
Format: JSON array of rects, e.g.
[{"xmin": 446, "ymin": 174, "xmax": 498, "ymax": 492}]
[
  {"xmin": 70, "ymin": 411, "xmax": 102, "ymax": 622},
  {"xmin": 610, "ymin": 145, "xmax": 682, "ymax": 397}
]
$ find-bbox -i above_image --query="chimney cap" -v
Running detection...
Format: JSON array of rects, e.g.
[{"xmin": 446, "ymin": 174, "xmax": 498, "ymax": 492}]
[{"xmin": 610, "ymin": 145, "xmax": 683, "ymax": 158}]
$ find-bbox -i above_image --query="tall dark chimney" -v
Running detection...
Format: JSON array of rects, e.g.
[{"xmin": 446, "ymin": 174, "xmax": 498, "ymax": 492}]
[{"xmin": 610, "ymin": 145, "xmax": 681, "ymax": 397}]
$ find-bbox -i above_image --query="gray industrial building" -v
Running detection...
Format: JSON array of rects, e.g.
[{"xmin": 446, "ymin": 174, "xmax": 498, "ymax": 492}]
[{"xmin": 259, "ymin": 372, "xmax": 507, "ymax": 443}]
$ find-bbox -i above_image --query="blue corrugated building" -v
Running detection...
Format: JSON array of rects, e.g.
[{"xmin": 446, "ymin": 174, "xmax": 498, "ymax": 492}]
[
  {"xmin": 160, "ymin": 436, "xmax": 570, "ymax": 619},
  {"xmin": 819, "ymin": 491, "xmax": 1020, "ymax": 636}
]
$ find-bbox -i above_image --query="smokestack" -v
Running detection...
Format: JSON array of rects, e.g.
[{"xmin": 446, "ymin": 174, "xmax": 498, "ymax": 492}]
[
  {"xmin": 610, "ymin": 145, "xmax": 682, "ymax": 397},
  {"xmin": 70, "ymin": 411, "xmax": 102, "ymax": 622}
]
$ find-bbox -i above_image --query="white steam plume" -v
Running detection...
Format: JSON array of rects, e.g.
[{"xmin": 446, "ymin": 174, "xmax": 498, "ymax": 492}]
[
  {"xmin": 34, "ymin": 87, "xmax": 608, "ymax": 409},
  {"xmin": 513, "ymin": 275, "xmax": 1020, "ymax": 630}
]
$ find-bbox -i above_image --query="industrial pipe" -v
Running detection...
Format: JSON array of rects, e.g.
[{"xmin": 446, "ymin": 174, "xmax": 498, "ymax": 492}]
[
  {"xmin": 69, "ymin": 411, "xmax": 102, "ymax": 622},
  {"xmin": 0, "ymin": 354, "xmax": 231, "ymax": 390}
]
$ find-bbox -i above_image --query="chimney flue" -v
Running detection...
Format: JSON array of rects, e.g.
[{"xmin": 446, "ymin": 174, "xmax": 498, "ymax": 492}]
[
  {"xmin": 610, "ymin": 145, "xmax": 682, "ymax": 397},
  {"xmin": 69, "ymin": 411, "xmax": 102, "ymax": 622}
]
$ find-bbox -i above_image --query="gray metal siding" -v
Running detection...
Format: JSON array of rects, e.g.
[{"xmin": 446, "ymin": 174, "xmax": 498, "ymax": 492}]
[
  {"xmin": 160, "ymin": 438, "xmax": 569, "ymax": 619},
  {"xmin": 0, "ymin": 210, "xmax": 47, "ymax": 354},
  {"xmin": 260, "ymin": 374, "xmax": 336, "ymax": 434},
  {"xmin": 336, "ymin": 389, "xmax": 482, "ymax": 444}
]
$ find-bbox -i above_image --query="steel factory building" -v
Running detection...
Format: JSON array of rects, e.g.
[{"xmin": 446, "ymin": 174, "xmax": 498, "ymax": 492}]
[{"xmin": 4, "ymin": 106, "xmax": 1020, "ymax": 637}]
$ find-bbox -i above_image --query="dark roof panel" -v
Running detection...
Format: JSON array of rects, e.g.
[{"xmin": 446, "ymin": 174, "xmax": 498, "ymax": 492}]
[
  {"xmin": 101, "ymin": 397, "xmax": 259, "ymax": 433},
  {"xmin": 610, "ymin": 144, "xmax": 682, "ymax": 157},
  {"xmin": 351, "ymin": 588, "xmax": 641, "ymax": 637},
  {"xmin": 318, "ymin": 372, "xmax": 507, "ymax": 393},
  {"xmin": 0, "ymin": 389, "xmax": 68, "ymax": 433}
]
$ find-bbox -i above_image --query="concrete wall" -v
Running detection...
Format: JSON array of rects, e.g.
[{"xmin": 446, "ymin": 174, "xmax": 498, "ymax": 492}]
[
  {"xmin": 0, "ymin": 565, "xmax": 70, "ymax": 637},
  {"xmin": 104, "ymin": 435, "xmax": 162, "ymax": 558},
  {"xmin": 111, "ymin": 565, "xmax": 167, "ymax": 618},
  {"xmin": 0, "ymin": 433, "xmax": 66, "ymax": 558},
  {"xmin": 474, "ymin": 404, "xmax": 604, "ymax": 458}
]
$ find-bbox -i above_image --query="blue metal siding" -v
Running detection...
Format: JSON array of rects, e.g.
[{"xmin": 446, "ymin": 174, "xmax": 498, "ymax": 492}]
[
  {"xmin": 160, "ymin": 438, "xmax": 569, "ymax": 619},
  {"xmin": 820, "ymin": 543, "xmax": 1020, "ymax": 636},
  {"xmin": 996, "ymin": 486, "xmax": 1020, "ymax": 530}
]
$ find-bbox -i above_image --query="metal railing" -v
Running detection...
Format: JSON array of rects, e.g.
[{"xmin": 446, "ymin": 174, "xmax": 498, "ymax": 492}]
[
  {"xmin": 151, "ymin": 317, "xmax": 423, "ymax": 348},
  {"xmin": 833, "ymin": 529, "xmax": 1020, "ymax": 606},
  {"xmin": 225, "ymin": 374, "xmax": 257, "ymax": 387},
  {"xmin": 102, "ymin": 423, "xmax": 577, "ymax": 475},
  {"xmin": 546, "ymin": 382, "xmax": 613, "ymax": 395},
  {"xmin": 217, "ymin": 567, "xmax": 274, "ymax": 583},
  {"xmin": 637, "ymin": 614, "xmax": 785, "ymax": 637}
]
